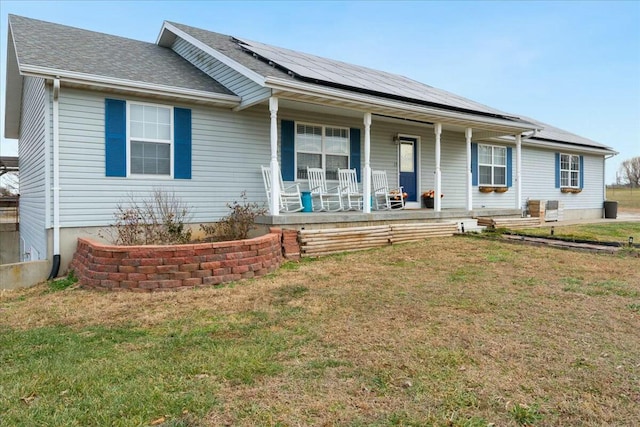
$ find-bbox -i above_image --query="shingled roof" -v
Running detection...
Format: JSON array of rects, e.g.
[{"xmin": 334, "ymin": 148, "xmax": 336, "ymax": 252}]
[
  {"xmin": 8, "ymin": 15, "xmax": 234, "ymax": 95},
  {"xmin": 518, "ymin": 116, "xmax": 614, "ymax": 151},
  {"xmin": 167, "ymin": 21, "xmax": 520, "ymax": 121}
]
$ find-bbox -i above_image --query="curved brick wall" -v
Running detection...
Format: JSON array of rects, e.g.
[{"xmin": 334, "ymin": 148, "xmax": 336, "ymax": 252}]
[{"xmin": 70, "ymin": 232, "xmax": 285, "ymax": 292}]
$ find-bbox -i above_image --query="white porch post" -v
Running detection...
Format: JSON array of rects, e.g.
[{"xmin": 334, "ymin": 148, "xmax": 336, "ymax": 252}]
[
  {"xmin": 269, "ymin": 97, "xmax": 280, "ymax": 216},
  {"xmin": 515, "ymin": 133, "xmax": 522, "ymax": 210},
  {"xmin": 465, "ymin": 127, "xmax": 473, "ymax": 211},
  {"xmin": 434, "ymin": 123, "xmax": 442, "ymax": 212},
  {"xmin": 363, "ymin": 112, "xmax": 372, "ymax": 213}
]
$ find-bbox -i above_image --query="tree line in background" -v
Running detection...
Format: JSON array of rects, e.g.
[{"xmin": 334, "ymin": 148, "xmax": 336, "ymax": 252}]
[{"xmin": 616, "ymin": 156, "xmax": 640, "ymax": 188}]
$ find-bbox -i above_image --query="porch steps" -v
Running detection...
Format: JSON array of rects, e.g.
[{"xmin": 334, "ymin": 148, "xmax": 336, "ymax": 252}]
[
  {"xmin": 390, "ymin": 222, "xmax": 458, "ymax": 243},
  {"xmin": 476, "ymin": 216, "xmax": 542, "ymax": 230},
  {"xmin": 298, "ymin": 222, "xmax": 457, "ymax": 257}
]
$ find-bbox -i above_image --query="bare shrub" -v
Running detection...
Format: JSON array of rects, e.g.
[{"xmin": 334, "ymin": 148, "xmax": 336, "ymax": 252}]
[
  {"xmin": 101, "ymin": 188, "xmax": 192, "ymax": 245},
  {"xmin": 200, "ymin": 191, "xmax": 267, "ymax": 242}
]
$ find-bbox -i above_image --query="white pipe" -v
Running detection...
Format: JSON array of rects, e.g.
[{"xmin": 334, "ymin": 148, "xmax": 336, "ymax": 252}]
[
  {"xmin": 363, "ymin": 112, "xmax": 372, "ymax": 213},
  {"xmin": 52, "ymin": 78, "xmax": 60, "ymax": 255}
]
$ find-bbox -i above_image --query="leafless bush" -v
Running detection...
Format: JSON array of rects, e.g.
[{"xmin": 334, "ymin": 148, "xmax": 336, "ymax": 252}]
[
  {"xmin": 101, "ymin": 188, "xmax": 192, "ymax": 245},
  {"xmin": 200, "ymin": 192, "xmax": 267, "ymax": 242}
]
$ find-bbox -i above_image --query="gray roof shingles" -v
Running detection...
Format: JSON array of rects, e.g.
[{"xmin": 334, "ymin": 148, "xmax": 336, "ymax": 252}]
[
  {"xmin": 518, "ymin": 116, "xmax": 613, "ymax": 150},
  {"xmin": 9, "ymin": 15, "xmax": 234, "ymax": 96},
  {"xmin": 169, "ymin": 21, "xmax": 519, "ymax": 120}
]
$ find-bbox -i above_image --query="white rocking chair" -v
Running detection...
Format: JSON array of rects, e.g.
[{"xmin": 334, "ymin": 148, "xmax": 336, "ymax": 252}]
[
  {"xmin": 307, "ymin": 167, "xmax": 343, "ymax": 212},
  {"xmin": 372, "ymin": 170, "xmax": 405, "ymax": 210},
  {"xmin": 261, "ymin": 166, "xmax": 303, "ymax": 213},
  {"xmin": 338, "ymin": 168, "xmax": 363, "ymax": 210}
]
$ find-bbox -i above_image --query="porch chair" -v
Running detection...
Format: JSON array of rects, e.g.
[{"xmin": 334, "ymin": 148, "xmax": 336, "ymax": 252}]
[
  {"xmin": 372, "ymin": 170, "xmax": 405, "ymax": 210},
  {"xmin": 261, "ymin": 165, "xmax": 304, "ymax": 213},
  {"xmin": 338, "ymin": 168, "xmax": 363, "ymax": 210},
  {"xmin": 307, "ymin": 167, "xmax": 343, "ymax": 212}
]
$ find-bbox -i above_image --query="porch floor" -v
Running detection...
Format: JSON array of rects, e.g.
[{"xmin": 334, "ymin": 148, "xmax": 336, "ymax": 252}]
[{"xmin": 257, "ymin": 207, "xmax": 523, "ymax": 229}]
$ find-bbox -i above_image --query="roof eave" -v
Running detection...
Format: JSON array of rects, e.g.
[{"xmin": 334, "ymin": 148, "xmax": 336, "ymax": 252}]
[
  {"xmin": 487, "ymin": 135, "xmax": 617, "ymax": 155},
  {"xmin": 266, "ymin": 77, "xmax": 537, "ymax": 135},
  {"xmin": 4, "ymin": 22, "xmax": 22, "ymax": 139},
  {"xmin": 19, "ymin": 65, "xmax": 242, "ymax": 107}
]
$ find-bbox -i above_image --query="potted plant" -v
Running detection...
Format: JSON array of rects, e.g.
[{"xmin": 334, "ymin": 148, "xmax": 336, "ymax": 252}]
[{"xmin": 422, "ymin": 190, "xmax": 443, "ymax": 208}]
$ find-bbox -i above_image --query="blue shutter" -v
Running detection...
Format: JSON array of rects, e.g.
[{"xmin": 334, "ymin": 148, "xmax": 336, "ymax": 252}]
[
  {"xmin": 555, "ymin": 152, "xmax": 561, "ymax": 188},
  {"xmin": 174, "ymin": 107, "xmax": 192, "ymax": 179},
  {"xmin": 281, "ymin": 120, "xmax": 295, "ymax": 181},
  {"xmin": 506, "ymin": 147, "xmax": 513, "ymax": 187},
  {"xmin": 350, "ymin": 128, "xmax": 361, "ymax": 182},
  {"xmin": 579, "ymin": 155, "xmax": 584, "ymax": 189},
  {"xmin": 471, "ymin": 143, "xmax": 478, "ymax": 186},
  {"xmin": 105, "ymin": 99, "xmax": 126, "ymax": 177}
]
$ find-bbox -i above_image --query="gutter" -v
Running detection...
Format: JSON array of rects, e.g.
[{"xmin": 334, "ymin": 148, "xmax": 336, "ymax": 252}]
[
  {"xmin": 19, "ymin": 65, "xmax": 241, "ymax": 107},
  {"xmin": 266, "ymin": 77, "xmax": 538, "ymax": 133},
  {"xmin": 48, "ymin": 78, "xmax": 61, "ymax": 280}
]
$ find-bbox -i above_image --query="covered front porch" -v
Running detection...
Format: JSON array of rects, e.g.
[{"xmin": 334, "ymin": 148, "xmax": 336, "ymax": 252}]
[
  {"xmin": 262, "ymin": 91, "xmax": 539, "ymax": 218},
  {"xmin": 257, "ymin": 206, "xmax": 523, "ymax": 231}
]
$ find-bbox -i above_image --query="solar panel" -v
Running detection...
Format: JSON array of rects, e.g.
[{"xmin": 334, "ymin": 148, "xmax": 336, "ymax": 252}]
[{"xmin": 237, "ymin": 37, "xmax": 513, "ymax": 117}]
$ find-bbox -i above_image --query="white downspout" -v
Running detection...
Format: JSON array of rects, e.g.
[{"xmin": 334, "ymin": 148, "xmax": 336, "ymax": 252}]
[
  {"xmin": 48, "ymin": 78, "xmax": 61, "ymax": 278},
  {"xmin": 269, "ymin": 97, "xmax": 280, "ymax": 216},
  {"xmin": 515, "ymin": 133, "xmax": 522, "ymax": 210},
  {"xmin": 434, "ymin": 123, "xmax": 442, "ymax": 212},
  {"xmin": 363, "ymin": 112, "xmax": 372, "ymax": 213}
]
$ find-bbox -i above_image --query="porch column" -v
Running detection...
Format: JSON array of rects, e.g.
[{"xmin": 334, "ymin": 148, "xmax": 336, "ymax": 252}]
[
  {"xmin": 363, "ymin": 112, "xmax": 372, "ymax": 213},
  {"xmin": 465, "ymin": 127, "xmax": 473, "ymax": 211},
  {"xmin": 434, "ymin": 123, "xmax": 442, "ymax": 212},
  {"xmin": 269, "ymin": 97, "xmax": 280, "ymax": 216},
  {"xmin": 515, "ymin": 133, "xmax": 522, "ymax": 210}
]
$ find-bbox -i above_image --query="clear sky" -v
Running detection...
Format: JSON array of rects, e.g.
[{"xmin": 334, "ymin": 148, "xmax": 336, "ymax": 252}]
[{"xmin": 1, "ymin": 0, "xmax": 639, "ymax": 184}]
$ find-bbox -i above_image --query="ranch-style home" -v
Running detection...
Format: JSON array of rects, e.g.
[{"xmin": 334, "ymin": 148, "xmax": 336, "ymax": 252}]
[{"xmin": 4, "ymin": 15, "xmax": 616, "ymax": 276}]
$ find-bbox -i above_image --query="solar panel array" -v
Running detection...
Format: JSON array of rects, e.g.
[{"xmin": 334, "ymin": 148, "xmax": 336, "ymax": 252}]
[{"xmin": 236, "ymin": 37, "xmax": 515, "ymax": 118}]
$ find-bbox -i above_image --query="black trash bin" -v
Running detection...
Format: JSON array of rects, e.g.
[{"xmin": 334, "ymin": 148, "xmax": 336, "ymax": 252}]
[{"xmin": 604, "ymin": 201, "xmax": 618, "ymax": 219}]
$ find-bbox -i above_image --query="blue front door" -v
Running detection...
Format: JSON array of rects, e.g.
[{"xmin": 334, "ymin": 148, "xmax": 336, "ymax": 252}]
[{"xmin": 399, "ymin": 137, "xmax": 418, "ymax": 202}]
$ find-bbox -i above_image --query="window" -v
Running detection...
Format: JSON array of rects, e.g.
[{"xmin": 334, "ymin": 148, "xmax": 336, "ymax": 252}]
[
  {"xmin": 560, "ymin": 153, "xmax": 580, "ymax": 188},
  {"xmin": 128, "ymin": 103, "xmax": 173, "ymax": 176},
  {"xmin": 296, "ymin": 123, "xmax": 349, "ymax": 180},
  {"xmin": 478, "ymin": 144, "xmax": 506, "ymax": 186}
]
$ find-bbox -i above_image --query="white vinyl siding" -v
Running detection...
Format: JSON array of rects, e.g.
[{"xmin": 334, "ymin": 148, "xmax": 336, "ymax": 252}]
[
  {"xmin": 56, "ymin": 88, "xmax": 271, "ymax": 227},
  {"xmin": 17, "ymin": 77, "xmax": 48, "ymax": 260},
  {"xmin": 522, "ymin": 146, "xmax": 604, "ymax": 209},
  {"xmin": 172, "ymin": 38, "xmax": 271, "ymax": 108}
]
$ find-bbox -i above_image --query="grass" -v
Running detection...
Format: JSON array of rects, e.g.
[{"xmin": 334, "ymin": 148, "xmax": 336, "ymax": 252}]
[
  {"xmin": 607, "ymin": 186, "xmax": 640, "ymax": 210},
  {"xmin": 517, "ymin": 221, "xmax": 640, "ymax": 244},
  {"xmin": 1, "ymin": 234, "xmax": 639, "ymax": 426}
]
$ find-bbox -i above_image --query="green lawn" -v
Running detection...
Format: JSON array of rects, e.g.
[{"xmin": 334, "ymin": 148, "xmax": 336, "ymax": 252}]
[
  {"xmin": 517, "ymin": 221, "xmax": 640, "ymax": 244},
  {"xmin": 2, "ymin": 233, "xmax": 639, "ymax": 426},
  {"xmin": 607, "ymin": 186, "xmax": 640, "ymax": 209}
]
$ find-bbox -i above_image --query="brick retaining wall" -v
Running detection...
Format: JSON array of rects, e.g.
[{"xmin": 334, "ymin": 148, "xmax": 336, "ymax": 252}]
[{"xmin": 70, "ymin": 231, "xmax": 289, "ymax": 292}]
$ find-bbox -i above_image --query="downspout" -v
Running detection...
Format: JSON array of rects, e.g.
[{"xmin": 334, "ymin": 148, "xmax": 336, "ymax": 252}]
[
  {"xmin": 47, "ymin": 78, "xmax": 61, "ymax": 280},
  {"xmin": 604, "ymin": 153, "xmax": 616, "ymax": 201}
]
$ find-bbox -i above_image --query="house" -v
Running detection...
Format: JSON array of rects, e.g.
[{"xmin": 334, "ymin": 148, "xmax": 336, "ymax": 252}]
[{"xmin": 4, "ymin": 15, "xmax": 617, "ymax": 276}]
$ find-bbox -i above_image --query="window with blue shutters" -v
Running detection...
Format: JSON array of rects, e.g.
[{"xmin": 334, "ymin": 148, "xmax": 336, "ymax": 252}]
[
  {"xmin": 105, "ymin": 99, "xmax": 191, "ymax": 179},
  {"xmin": 295, "ymin": 122, "xmax": 350, "ymax": 180}
]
